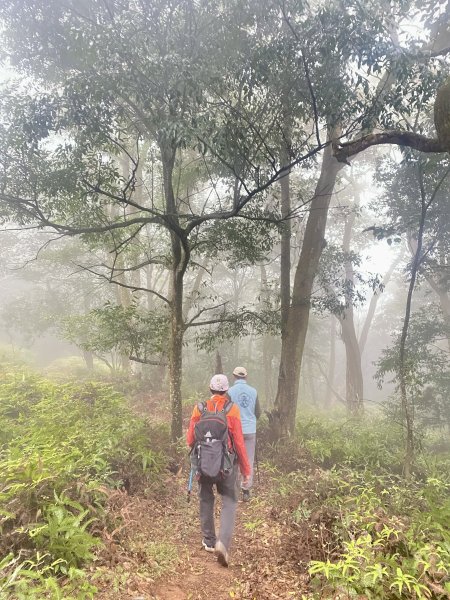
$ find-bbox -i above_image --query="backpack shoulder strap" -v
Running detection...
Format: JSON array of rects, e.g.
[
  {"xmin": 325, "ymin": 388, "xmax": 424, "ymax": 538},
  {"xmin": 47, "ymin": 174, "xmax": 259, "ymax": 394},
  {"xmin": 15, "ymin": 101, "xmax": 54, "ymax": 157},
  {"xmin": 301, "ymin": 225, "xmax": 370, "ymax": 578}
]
[
  {"xmin": 223, "ymin": 398, "xmax": 233, "ymax": 414},
  {"xmin": 197, "ymin": 401, "xmax": 206, "ymax": 413}
]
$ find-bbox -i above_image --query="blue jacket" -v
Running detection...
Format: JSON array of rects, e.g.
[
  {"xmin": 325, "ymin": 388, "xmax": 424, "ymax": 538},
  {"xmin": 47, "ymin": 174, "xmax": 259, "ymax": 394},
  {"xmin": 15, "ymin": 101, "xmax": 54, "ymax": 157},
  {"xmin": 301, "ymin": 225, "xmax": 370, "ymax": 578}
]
[{"xmin": 228, "ymin": 379, "xmax": 259, "ymax": 435}]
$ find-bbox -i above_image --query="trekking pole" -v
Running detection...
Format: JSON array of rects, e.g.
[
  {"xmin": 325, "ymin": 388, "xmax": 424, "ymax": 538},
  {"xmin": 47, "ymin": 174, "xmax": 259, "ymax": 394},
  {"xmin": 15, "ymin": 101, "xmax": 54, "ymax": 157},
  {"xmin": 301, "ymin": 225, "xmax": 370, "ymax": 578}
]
[
  {"xmin": 187, "ymin": 466, "xmax": 194, "ymax": 503},
  {"xmin": 254, "ymin": 439, "xmax": 261, "ymax": 485}
]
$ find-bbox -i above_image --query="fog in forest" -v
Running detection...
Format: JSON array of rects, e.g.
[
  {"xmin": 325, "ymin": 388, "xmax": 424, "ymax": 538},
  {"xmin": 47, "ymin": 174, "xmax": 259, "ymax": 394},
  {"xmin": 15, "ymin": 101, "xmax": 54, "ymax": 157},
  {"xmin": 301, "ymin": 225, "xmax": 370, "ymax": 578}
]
[
  {"xmin": 0, "ymin": 0, "xmax": 449, "ymax": 598},
  {"xmin": 0, "ymin": 166, "xmax": 415, "ymax": 408}
]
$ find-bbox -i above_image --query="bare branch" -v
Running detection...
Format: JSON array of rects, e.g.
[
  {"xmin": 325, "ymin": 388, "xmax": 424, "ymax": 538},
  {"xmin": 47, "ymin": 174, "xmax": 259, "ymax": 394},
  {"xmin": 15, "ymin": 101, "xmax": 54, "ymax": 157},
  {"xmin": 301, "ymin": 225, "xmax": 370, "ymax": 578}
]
[
  {"xmin": 185, "ymin": 301, "xmax": 229, "ymax": 328},
  {"xmin": 129, "ymin": 355, "xmax": 167, "ymax": 366},
  {"xmin": 76, "ymin": 263, "xmax": 171, "ymax": 305}
]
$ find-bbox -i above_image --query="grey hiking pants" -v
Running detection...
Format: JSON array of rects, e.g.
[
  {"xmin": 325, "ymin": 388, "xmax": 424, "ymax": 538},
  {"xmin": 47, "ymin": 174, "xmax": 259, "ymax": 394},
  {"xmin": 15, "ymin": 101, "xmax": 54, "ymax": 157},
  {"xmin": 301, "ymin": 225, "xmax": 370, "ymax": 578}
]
[
  {"xmin": 199, "ymin": 467, "xmax": 238, "ymax": 551},
  {"xmin": 241, "ymin": 433, "xmax": 256, "ymax": 491}
]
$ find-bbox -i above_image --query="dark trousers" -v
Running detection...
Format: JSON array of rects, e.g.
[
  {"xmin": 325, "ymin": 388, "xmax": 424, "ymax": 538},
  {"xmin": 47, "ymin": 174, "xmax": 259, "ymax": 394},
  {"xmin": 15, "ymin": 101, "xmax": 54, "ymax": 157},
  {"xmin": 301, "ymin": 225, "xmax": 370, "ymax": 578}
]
[{"xmin": 199, "ymin": 467, "xmax": 238, "ymax": 551}]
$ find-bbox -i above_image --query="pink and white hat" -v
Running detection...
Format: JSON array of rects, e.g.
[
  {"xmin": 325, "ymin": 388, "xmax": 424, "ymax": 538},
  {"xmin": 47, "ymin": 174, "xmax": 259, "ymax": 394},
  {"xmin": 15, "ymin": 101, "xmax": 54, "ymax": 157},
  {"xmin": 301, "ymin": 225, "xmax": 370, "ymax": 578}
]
[{"xmin": 209, "ymin": 374, "xmax": 229, "ymax": 392}]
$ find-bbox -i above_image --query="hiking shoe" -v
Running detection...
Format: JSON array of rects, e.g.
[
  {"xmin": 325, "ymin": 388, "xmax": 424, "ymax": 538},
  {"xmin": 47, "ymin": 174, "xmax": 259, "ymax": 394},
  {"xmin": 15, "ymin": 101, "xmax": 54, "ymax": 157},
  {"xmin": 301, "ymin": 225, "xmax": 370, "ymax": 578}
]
[
  {"xmin": 215, "ymin": 540, "xmax": 229, "ymax": 567},
  {"xmin": 202, "ymin": 539, "xmax": 215, "ymax": 553},
  {"xmin": 242, "ymin": 489, "xmax": 250, "ymax": 502}
]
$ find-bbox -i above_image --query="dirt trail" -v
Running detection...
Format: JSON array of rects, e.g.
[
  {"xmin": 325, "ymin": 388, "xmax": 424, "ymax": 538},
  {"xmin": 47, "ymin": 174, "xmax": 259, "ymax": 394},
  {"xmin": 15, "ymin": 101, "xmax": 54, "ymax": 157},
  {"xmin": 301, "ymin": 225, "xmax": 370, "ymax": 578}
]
[
  {"xmin": 92, "ymin": 473, "xmax": 250, "ymax": 599},
  {"xmin": 93, "ymin": 467, "xmax": 302, "ymax": 599},
  {"xmin": 91, "ymin": 396, "xmax": 310, "ymax": 599},
  {"xmin": 150, "ymin": 475, "xmax": 251, "ymax": 600}
]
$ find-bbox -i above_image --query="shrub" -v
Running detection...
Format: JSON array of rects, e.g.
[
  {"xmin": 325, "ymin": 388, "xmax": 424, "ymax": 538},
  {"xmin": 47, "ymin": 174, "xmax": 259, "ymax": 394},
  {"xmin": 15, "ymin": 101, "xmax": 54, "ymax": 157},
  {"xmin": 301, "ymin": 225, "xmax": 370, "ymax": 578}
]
[
  {"xmin": 294, "ymin": 410, "xmax": 405, "ymax": 473},
  {"xmin": 0, "ymin": 367, "xmax": 166, "ymax": 598}
]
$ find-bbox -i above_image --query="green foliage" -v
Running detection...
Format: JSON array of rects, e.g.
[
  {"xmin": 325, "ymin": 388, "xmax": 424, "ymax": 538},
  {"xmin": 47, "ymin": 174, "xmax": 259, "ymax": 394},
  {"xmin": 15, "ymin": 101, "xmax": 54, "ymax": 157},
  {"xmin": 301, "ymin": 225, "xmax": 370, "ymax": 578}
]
[
  {"xmin": 295, "ymin": 411, "xmax": 404, "ymax": 472},
  {"xmin": 270, "ymin": 413, "xmax": 450, "ymax": 599},
  {"xmin": 197, "ymin": 208, "xmax": 280, "ymax": 267},
  {"xmin": 0, "ymin": 366, "xmax": 166, "ymax": 597},
  {"xmin": 315, "ymin": 244, "xmax": 384, "ymax": 315},
  {"xmin": 27, "ymin": 493, "xmax": 99, "ymax": 568},
  {"xmin": 61, "ymin": 303, "xmax": 169, "ymax": 370},
  {"xmin": 193, "ymin": 306, "xmax": 280, "ymax": 352},
  {"xmin": 43, "ymin": 356, "xmax": 110, "ymax": 382},
  {"xmin": 376, "ymin": 305, "xmax": 449, "ymax": 428},
  {"xmin": 308, "ymin": 473, "xmax": 450, "ymax": 598},
  {"xmin": 0, "ymin": 551, "xmax": 97, "ymax": 599}
]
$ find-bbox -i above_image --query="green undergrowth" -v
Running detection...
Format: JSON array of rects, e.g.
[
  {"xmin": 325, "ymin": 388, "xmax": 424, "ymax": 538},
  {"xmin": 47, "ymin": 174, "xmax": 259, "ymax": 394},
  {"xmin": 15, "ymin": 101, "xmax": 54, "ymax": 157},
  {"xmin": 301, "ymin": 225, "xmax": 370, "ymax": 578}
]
[
  {"xmin": 0, "ymin": 363, "xmax": 167, "ymax": 599},
  {"xmin": 265, "ymin": 412, "xmax": 450, "ymax": 599}
]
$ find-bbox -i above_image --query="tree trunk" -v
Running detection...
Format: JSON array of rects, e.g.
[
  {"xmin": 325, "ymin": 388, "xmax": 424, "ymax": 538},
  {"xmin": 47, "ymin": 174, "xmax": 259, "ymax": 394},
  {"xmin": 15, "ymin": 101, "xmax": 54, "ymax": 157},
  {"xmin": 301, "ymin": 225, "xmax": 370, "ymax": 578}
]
[
  {"xmin": 399, "ymin": 167, "xmax": 428, "ymax": 478},
  {"xmin": 339, "ymin": 209, "xmax": 364, "ymax": 415},
  {"xmin": 359, "ymin": 253, "xmax": 402, "ymax": 354},
  {"xmin": 409, "ymin": 235, "xmax": 450, "ymax": 353},
  {"xmin": 306, "ymin": 359, "xmax": 317, "ymax": 405},
  {"xmin": 161, "ymin": 143, "xmax": 189, "ymax": 442},
  {"xmin": 340, "ymin": 315, "xmax": 364, "ymax": 414},
  {"xmin": 83, "ymin": 350, "xmax": 94, "ymax": 371},
  {"xmin": 271, "ymin": 141, "xmax": 342, "ymax": 439},
  {"xmin": 436, "ymin": 290, "xmax": 450, "ymax": 353},
  {"xmin": 215, "ymin": 351, "xmax": 223, "ymax": 374},
  {"xmin": 325, "ymin": 317, "xmax": 336, "ymax": 407},
  {"xmin": 260, "ymin": 264, "xmax": 274, "ymax": 407},
  {"xmin": 280, "ymin": 139, "xmax": 291, "ymax": 331},
  {"xmin": 168, "ymin": 285, "xmax": 184, "ymax": 441}
]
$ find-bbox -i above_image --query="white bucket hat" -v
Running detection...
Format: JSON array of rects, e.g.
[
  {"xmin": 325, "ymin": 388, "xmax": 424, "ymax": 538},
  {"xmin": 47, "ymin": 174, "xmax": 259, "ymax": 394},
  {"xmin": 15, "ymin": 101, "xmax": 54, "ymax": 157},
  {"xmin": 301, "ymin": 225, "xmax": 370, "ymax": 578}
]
[{"xmin": 209, "ymin": 374, "xmax": 229, "ymax": 392}]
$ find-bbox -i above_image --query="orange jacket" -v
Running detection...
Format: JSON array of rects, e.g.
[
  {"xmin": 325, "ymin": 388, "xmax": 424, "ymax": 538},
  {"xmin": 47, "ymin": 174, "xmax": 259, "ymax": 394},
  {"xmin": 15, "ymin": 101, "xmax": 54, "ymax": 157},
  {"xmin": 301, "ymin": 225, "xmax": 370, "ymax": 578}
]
[{"xmin": 186, "ymin": 394, "xmax": 251, "ymax": 478}]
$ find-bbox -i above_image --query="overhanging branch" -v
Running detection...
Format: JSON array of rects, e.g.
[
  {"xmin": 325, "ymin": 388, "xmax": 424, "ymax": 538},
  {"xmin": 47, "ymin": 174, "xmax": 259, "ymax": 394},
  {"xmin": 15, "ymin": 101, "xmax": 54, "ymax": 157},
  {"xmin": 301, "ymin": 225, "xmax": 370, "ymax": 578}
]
[{"xmin": 333, "ymin": 131, "xmax": 447, "ymax": 163}]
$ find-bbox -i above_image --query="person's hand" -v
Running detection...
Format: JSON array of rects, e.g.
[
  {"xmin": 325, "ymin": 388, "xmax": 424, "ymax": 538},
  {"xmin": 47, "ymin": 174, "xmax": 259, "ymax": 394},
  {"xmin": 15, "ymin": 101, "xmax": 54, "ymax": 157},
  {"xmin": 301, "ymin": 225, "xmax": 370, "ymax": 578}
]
[{"xmin": 242, "ymin": 474, "xmax": 250, "ymax": 487}]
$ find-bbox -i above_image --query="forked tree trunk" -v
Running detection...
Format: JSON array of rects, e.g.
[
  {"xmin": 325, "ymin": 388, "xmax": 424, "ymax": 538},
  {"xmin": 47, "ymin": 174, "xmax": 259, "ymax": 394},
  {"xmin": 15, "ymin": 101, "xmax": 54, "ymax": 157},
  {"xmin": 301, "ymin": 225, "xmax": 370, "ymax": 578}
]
[{"xmin": 271, "ymin": 142, "xmax": 342, "ymax": 439}]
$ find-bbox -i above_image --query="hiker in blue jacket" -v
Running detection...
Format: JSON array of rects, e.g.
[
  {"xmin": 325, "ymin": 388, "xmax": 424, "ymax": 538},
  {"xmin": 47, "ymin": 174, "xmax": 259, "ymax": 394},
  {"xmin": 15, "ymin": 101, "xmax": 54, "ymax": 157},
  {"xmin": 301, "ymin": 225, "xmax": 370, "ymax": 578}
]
[{"xmin": 227, "ymin": 366, "xmax": 261, "ymax": 501}]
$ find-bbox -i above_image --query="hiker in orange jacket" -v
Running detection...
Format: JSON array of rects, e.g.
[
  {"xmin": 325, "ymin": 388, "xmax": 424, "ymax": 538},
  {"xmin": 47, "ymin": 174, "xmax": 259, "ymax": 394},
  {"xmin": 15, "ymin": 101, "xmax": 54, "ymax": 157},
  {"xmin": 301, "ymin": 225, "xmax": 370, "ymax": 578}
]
[{"xmin": 187, "ymin": 374, "xmax": 250, "ymax": 567}]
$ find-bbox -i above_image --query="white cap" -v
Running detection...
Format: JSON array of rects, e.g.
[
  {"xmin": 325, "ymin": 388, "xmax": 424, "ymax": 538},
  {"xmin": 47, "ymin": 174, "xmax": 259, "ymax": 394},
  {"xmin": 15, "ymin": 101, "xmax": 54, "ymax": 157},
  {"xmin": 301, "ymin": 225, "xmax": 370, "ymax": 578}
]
[
  {"xmin": 233, "ymin": 366, "xmax": 248, "ymax": 377},
  {"xmin": 210, "ymin": 374, "xmax": 229, "ymax": 392}
]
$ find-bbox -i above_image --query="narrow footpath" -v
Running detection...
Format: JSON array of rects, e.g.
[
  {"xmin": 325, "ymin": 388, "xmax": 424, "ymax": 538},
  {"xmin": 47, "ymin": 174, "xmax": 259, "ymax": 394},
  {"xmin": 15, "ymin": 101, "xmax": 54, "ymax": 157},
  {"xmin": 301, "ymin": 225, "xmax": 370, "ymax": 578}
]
[{"xmin": 93, "ymin": 467, "xmax": 310, "ymax": 600}]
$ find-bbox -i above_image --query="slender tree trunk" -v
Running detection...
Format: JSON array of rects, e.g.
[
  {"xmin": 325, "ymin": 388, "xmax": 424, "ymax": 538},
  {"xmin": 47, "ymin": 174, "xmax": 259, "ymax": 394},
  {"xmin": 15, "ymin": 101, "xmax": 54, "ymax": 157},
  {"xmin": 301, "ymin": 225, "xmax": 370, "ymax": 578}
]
[
  {"xmin": 215, "ymin": 351, "xmax": 223, "ymax": 374},
  {"xmin": 437, "ymin": 291, "xmax": 450, "ymax": 353},
  {"xmin": 161, "ymin": 143, "xmax": 189, "ymax": 442},
  {"xmin": 280, "ymin": 139, "xmax": 291, "ymax": 331},
  {"xmin": 306, "ymin": 359, "xmax": 317, "ymax": 405},
  {"xmin": 81, "ymin": 290, "xmax": 94, "ymax": 371},
  {"xmin": 325, "ymin": 317, "xmax": 336, "ymax": 407},
  {"xmin": 340, "ymin": 315, "xmax": 364, "ymax": 413},
  {"xmin": 399, "ymin": 164, "xmax": 450, "ymax": 476},
  {"xmin": 359, "ymin": 254, "xmax": 402, "ymax": 354},
  {"xmin": 260, "ymin": 264, "xmax": 274, "ymax": 407},
  {"xmin": 339, "ymin": 210, "xmax": 364, "ymax": 414},
  {"xmin": 169, "ymin": 281, "xmax": 184, "ymax": 441},
  {"xmin": 409, "ymin": 235, "xmax": 450, "ymax": 352},
  {"xmin": 271, "ymin": 141, "xmax": 342, "ymax": 438},
  {"xmin": 145, "ymin": 264, "xmax": 154, "ymax": 310},
  {"xmin": 399, "ymin": 167, "xmax": 428, "ymax": 478}
]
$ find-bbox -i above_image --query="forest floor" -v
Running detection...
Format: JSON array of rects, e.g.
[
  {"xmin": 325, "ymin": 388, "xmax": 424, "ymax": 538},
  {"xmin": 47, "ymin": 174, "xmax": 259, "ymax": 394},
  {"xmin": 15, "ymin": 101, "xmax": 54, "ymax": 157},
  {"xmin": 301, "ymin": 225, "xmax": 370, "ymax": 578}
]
[{"xmin": 91, "ymin": 466, "xmax": 311, "ymax": 600}]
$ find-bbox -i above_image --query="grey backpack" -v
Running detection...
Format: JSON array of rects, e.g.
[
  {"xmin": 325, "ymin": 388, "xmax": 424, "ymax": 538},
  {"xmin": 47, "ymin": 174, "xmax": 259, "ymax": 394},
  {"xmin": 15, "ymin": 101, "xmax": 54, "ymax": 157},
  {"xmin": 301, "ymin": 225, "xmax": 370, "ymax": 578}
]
[{"xmin": 191, "ymin": 400, "xmax": 234, "ymax": 482}]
